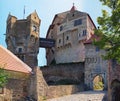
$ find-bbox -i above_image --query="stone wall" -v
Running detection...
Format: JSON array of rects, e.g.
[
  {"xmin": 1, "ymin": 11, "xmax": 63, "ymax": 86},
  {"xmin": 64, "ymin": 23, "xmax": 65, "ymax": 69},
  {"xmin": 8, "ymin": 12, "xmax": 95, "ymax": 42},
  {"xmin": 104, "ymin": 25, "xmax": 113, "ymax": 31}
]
[
  {"xmin": 0, "ymin": 78, "xmax": 28, "ymax": 101},
  {"xmin": 84, "ymin": 44, "xmax": 108, "ymax": 90},
  {"xmin": 108, "ymin": 62, "xmax": 120, "ymax": 101},
  {"xmin": 47, "ymin": 85, "xmax": 84, "ymax": 99},
  {"xmin": 28, "ymin": 67, "xmax": 48, "ymax": 101},
  {"xmin": 41, "ymin": 62, "xmax": 84, "ymax": 84}
]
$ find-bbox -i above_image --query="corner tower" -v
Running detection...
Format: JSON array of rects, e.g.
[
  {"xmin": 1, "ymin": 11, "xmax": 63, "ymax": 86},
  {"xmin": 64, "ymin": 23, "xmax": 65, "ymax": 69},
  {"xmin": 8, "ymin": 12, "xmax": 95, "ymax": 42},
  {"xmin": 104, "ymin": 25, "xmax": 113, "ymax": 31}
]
[{"xmin": 6, "ymin": 11, "xmax": 41, "ymax": 68}]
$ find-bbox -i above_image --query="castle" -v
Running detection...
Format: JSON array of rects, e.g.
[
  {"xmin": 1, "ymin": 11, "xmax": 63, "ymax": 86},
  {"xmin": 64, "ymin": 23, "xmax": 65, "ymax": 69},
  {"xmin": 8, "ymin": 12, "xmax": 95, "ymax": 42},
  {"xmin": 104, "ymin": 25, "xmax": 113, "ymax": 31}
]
[{"xmin": 1, "ymin": 5, "xmax": 120, "ymax": 101}]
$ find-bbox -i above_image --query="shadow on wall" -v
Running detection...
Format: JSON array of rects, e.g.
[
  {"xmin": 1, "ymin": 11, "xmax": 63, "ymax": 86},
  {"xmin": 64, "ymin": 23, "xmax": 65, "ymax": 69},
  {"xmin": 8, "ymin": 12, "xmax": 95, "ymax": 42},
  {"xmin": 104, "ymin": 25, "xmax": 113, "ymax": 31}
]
[{"xmin": 111, "ymin": 79, "xmax": 120, "ymax": 101}]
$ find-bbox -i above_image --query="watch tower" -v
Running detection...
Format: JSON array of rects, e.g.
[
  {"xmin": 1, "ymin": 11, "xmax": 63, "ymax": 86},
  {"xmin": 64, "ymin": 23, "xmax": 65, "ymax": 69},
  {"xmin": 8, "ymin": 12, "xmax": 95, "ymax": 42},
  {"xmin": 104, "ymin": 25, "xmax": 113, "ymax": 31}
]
[{"xmin": 6, "ymin": 11, "xmax": 41, "ymax": 68}]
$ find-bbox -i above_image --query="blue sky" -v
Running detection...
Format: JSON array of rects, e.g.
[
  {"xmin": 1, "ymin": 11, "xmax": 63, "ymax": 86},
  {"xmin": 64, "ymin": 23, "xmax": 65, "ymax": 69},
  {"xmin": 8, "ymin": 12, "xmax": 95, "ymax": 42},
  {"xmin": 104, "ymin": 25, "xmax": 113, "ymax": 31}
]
[{"xmin": 0, "ymin": 0, "xmax": 109, "ymax": 66}]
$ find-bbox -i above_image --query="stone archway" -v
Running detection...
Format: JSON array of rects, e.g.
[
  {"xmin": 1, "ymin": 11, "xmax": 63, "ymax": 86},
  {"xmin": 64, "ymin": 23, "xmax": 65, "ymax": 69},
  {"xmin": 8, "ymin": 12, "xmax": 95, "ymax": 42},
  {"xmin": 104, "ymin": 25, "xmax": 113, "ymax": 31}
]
[
  {"xmin": 111, "ymin": 79, "xmax": 120, "ymax": 101},
  {"xmin": 93, "ymin": 75, "xmax": 104, "ymax": 91}
]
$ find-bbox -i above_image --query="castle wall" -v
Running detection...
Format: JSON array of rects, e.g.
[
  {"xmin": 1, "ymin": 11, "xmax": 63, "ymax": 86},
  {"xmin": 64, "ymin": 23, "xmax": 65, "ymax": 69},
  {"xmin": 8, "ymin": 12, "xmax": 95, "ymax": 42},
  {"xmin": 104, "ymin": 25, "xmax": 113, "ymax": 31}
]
[
  {"xmin": 41, "ymin": 63, "xmax": 84, "ymax": 84},
  {"xmin": 47, "ymin": 85, "xmax": 84, "ymax": 99},
  {"xmin": 0, "ymin": 73, "xmax": 29, "ymax": 101},
  {"xmin": 84, "ymin": 44, "xmax": 108, "ymax": 90}
]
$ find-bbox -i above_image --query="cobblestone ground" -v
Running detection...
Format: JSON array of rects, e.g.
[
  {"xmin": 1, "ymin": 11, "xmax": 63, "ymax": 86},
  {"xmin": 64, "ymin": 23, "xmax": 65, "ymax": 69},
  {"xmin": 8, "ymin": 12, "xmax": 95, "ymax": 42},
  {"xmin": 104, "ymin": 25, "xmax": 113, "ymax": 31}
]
[{"xmin": 47, "ymin": 91, "xmax": 107, "ymax": 101}]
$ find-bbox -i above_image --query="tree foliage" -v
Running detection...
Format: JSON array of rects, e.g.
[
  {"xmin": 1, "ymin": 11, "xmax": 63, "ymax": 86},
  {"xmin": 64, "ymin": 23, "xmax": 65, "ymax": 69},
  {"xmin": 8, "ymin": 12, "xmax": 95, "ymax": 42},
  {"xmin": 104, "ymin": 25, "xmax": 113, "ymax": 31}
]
[
  {"xmin": 0, "ymin": 65, "xmax": 8, "ymax": 87},
  {"xmin": 94, "ymin": 0, "xmax": 120, "ymax": 62}
]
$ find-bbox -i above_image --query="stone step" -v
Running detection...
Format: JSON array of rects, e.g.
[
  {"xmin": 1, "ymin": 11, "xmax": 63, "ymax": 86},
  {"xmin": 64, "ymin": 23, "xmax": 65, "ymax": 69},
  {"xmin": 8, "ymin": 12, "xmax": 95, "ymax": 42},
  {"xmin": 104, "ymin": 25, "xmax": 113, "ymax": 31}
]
[{"xmin": 47, "ymin": 91, "xmax": 107, "ymax": 101}]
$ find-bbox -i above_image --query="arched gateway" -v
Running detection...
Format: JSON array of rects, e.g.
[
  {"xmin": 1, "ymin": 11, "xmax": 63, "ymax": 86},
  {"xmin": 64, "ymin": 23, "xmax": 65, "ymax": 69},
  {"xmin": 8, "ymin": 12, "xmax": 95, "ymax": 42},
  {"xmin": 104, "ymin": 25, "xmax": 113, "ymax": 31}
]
[
  {"xmin": 93, "ymin": 75, "xmax": 104, "ymax": 91},
  {"xmin": 111, "ymin": 79, "xmax": 120, "ymax": 101}
]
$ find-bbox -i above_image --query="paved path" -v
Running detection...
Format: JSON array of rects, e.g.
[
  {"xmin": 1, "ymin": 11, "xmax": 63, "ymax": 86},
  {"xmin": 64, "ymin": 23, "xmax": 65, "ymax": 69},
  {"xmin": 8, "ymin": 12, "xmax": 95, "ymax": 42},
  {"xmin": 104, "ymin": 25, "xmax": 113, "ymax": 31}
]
[{"xmin": 47, "ymin": 91, "xmax": 107, "ymax": 101}]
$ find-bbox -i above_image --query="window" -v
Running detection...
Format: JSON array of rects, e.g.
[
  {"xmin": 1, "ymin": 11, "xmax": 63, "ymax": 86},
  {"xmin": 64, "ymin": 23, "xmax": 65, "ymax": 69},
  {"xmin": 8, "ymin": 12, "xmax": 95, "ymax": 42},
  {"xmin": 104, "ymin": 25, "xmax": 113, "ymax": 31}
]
[
  {"xmin": 72, "ymin": 13, "xmax": 75, "ymax": 17},
  {"xmin": 18, "ymin": 48, "xmax": 22, "ymax": 53},
  {"xmin": 78, "ymin": 33, "xmax": 81, "ymax": 37},
  {"xmin": 66, "ymin": 36, "xmax": 69, "ymax": 40},
  {"xmin": 60, "ymin": 26, "xmax": 63, "ymax": 31},
  {"xmin": 74, "ymin": 19, "xmax": 82, "ymax": 26},
  {"xmin": 59, "ymin": 39, "xmax": 61, "ymax": 43},
  {"xmin": 82, "ymin": 30, "xmax": 87, "ymax": 36}
]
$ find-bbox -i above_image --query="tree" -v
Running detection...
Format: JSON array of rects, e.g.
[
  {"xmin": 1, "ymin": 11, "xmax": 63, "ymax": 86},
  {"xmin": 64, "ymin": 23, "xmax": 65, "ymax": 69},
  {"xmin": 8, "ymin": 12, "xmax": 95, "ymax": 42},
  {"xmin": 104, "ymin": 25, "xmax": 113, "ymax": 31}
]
[
  {"xmin": 94, "ymin": 0, "xmax": 120, "ymax": 62},
  {"xmin": 0, "ymin": 65, "xmax": 8, "ymax": 87}
]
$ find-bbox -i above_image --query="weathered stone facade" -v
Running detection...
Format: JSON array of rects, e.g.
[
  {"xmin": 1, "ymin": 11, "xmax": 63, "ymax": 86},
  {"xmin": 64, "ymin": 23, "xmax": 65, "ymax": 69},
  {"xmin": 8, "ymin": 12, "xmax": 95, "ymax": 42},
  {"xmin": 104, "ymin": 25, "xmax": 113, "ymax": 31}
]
[
  {"xmin": 6, "ymin": 11, "xmax": 40, "ymax": 68},
  {"xmin": 41, "ymin": 62, "xmax": 84, "ymax": 84},
  {"xmin": 46, "ymin": 7, "xmax": 95, "ymax": 65},
  {"xmin": 108, "ymin": 62, "xmax": 120, "ymax": 101},
  {"xmin": 3, "ymin": 6, "xmax": 111, "ymax": 101},
  {"xmin": 84, "ymin": 43, "xmax": 108, "ymax": 90},
  {"xmin": 0, "ymin": 71, "xmax": 30, "ymax": 101},
  {"xmin": 45, "ymin": 6, "xmax": 108, "ymax": 91}
]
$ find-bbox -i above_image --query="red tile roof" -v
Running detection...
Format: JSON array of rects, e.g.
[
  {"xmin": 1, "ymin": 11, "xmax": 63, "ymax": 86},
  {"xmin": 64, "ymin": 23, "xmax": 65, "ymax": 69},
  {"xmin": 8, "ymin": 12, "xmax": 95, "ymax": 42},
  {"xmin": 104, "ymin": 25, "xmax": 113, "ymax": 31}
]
[{"xmin": 0, "ymin": 45, "xmax": 32, "ymax": 73}]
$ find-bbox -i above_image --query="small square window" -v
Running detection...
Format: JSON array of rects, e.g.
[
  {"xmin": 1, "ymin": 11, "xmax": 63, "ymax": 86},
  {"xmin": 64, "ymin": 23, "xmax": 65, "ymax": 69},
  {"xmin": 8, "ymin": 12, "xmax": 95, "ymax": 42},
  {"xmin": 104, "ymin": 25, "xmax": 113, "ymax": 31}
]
[{"xmin": 18, "ymin": 48, "xmax": 22, "ymax": 53}]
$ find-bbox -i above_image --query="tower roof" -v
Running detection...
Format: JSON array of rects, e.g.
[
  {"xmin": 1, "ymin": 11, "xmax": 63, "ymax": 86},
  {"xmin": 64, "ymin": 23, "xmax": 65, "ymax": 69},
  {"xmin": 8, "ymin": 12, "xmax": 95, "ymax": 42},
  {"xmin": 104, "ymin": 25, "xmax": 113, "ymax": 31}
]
[
  {"xmin": 70, "ymin": 3, "xmax": 77, "ymax": 12},
  {"xmin": 0, "ymin": 45, "xmax": 32, "ymax": 73}
]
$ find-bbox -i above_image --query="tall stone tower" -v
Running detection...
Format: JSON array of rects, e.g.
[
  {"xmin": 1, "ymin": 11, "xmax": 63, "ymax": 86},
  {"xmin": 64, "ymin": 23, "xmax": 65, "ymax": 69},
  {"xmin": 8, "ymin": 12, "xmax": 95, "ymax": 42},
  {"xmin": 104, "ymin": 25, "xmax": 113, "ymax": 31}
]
[{"xmin": 6, "ymin": 11, "xmax": 41, "ymax": 68}]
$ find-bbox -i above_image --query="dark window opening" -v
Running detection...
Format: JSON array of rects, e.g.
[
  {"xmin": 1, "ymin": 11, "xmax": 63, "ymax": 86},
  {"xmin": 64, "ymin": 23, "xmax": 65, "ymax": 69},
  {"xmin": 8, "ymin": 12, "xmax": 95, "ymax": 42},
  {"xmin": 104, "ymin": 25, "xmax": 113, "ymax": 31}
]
[
  {"xmin": 82, "ymin": 30, "xmax": 87, "ymax": 36},
  {"xmin": 79, "ymin": 33, "xmax": 81, "ymax": 37},
  {"xmin": 72, "ymin": 13, "xmax": 75, "ymax": 17},
  {"xmin": 66, "ymin": 36, "xmax": 69, "ymax": 40},
  {"xmin": 74, "ymin": 19, "xmax": 82, "ymax": 26},
  {"xmin": 18, "ymin": 48, "xmax": 22, "ymax": 53},
  {"xmin": 60, "ymin": 26, "xmax": 63, "ymax": 31},
  {"xmin": 59, "ymin": 39, "xmax": 61, "ymax": 43}
]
